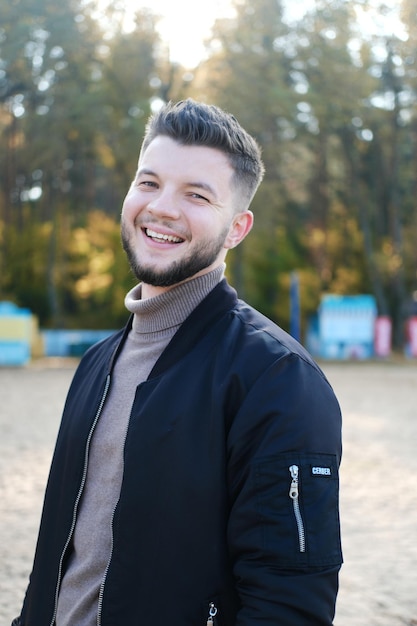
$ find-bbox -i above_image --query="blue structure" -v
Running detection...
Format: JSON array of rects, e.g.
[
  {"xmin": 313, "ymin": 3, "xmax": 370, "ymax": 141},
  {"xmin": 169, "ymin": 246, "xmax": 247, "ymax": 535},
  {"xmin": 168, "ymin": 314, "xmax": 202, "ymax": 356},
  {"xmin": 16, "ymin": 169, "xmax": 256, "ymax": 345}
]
[
  {"xmin": 289, "ymin": 272, "xmax": 301, "ymax": 342},
  {"xmin": 318, "ymin": 294, "xmax": 377, "ymax": 360},
  {"xmin": 0, "ymin": 302, "xmax": 33, "ymax": 366},
  {"xmin": 42, "ymin": 329, "xmax": 114, "ymax": 357}
]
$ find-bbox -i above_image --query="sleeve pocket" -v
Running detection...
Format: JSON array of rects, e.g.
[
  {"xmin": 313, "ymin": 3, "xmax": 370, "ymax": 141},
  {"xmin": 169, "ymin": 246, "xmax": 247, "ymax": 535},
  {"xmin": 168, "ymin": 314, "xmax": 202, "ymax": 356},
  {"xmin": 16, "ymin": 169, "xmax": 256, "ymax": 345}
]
[{"xmin": 254, "ymin": 452, "xmax": 342, "ymax": 568}]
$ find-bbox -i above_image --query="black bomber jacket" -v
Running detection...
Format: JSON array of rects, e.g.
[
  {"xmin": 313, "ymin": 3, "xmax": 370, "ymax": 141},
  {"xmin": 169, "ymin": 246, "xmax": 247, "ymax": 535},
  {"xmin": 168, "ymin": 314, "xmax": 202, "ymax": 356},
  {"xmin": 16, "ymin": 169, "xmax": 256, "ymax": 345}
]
[{"xmin": 14, "ymin": 280, "xmax": 343, "ymax": 626}]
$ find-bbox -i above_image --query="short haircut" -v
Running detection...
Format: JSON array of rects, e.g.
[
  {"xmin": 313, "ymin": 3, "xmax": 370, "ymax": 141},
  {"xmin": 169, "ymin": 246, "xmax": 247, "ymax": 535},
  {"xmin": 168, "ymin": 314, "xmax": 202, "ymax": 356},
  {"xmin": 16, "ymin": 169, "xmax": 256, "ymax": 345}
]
[{"xmin": 140, "ymin": 99, "xmax": 265, "ymax": 210}]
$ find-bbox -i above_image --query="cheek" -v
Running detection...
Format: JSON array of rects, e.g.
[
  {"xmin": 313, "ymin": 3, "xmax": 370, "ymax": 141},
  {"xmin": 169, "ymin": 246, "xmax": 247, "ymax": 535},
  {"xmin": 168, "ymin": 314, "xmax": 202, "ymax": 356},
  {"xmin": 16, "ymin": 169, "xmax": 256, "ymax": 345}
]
[
  {"xmin": 192, "ymin": 210, "xmax": 227, "ymax": 232},
  {"xmin": 121, "ymin": 193, "xmax": 139, "ymax": 221}
]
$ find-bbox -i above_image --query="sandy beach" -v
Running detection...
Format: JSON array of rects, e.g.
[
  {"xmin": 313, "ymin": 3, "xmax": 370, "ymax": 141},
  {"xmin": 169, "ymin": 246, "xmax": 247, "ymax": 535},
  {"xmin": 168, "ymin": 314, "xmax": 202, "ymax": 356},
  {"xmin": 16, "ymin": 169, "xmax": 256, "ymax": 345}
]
[{"xmin": 1, "ymin": 359, "xmax": 416, "ymax": 625}]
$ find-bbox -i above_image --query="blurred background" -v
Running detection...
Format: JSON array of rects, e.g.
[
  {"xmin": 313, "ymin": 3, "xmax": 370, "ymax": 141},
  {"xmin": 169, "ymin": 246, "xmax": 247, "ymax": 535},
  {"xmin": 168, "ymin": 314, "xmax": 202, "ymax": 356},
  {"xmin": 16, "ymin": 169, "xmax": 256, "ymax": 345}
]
[
  {"xmin": 1, "ymin": 0, "xmax": 417, "ymax": 362},
  {"xmin": 1, "ymin": 5, "xmax": 417, "ymax": 625}
]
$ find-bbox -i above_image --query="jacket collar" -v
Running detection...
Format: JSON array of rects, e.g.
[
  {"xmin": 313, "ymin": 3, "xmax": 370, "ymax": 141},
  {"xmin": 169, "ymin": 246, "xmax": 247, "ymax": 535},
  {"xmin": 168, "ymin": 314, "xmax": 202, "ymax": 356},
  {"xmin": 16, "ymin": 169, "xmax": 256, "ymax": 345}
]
[
  {"xmin": 110, "ymin": 279, "xmax": 237, "ymax": 379},
  {"xmin": 150, "ymin": 278, "xmax": 237, "ymax": 378}
]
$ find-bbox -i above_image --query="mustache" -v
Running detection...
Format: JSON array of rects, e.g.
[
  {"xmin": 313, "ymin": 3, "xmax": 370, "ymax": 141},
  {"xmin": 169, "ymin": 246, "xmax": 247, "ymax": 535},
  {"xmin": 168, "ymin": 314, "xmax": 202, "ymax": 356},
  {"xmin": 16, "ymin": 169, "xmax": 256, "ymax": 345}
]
[{"xmin": 133, "ymin": 216, "xmax": 188, "ymax": 240}]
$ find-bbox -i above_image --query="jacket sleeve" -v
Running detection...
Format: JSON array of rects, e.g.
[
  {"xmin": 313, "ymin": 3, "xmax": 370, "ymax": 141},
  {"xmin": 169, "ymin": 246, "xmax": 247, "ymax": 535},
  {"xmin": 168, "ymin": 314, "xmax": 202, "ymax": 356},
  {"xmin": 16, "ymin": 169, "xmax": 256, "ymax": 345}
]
[{"xmin": 226, "ymin": 353, "xmax": 343, "ymax": 626}]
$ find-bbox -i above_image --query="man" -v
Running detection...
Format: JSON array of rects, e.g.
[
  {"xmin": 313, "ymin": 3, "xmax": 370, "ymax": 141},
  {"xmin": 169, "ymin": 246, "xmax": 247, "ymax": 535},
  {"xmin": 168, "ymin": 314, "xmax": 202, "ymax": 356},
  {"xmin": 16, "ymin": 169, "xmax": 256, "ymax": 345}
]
[{"xmin": 13, "ymin": 99, "xmax": 342, "ymax": 626}]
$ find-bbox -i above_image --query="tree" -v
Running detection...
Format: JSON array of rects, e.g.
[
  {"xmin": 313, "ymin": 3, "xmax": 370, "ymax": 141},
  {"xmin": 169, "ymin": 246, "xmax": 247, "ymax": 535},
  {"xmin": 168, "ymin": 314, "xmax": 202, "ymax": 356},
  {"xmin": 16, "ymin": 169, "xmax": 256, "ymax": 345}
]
[
  {"xmin": 193, "ymin": 0, "xmax": 304, "ymax": 323},
  {"xmin": 0, "ymin": 0, "xmax": 166, "ymax": 327}
]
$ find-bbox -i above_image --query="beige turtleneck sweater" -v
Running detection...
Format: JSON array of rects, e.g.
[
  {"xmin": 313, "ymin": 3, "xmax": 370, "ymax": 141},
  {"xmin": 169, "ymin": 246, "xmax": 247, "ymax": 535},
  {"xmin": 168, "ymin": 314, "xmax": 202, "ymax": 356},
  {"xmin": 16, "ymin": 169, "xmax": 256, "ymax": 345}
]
[{"xmin": 56, "ymin": 265, "xmax": 225, "ymax": 626}]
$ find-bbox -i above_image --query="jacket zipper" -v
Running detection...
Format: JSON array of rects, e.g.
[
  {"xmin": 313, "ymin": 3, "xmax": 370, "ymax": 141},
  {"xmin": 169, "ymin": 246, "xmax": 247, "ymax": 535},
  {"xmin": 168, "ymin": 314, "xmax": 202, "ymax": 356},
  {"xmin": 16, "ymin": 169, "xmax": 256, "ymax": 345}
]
[
  {"xmin": 49, "ymin": 374, "xmax": 111, "ymax": 626},
  {"xmin": 96, "ymin": 414, "xmax": 130, "ymax": 626},
  {"xmin": 289, "ymin": 464, "xmax": 306, "ymax": 553},
  {"xmin": 97, "ymin": 525, "xmax": 114, "ymax": 626},
  {"xmin": 207, "ymin": 602, "xmax": 218, "ymax": 625}
]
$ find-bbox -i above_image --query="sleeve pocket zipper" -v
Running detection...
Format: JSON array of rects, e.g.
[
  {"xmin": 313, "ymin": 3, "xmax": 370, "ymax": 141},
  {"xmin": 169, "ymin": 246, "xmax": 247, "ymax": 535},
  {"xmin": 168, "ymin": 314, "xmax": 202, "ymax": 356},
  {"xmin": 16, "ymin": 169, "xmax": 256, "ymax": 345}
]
[
  {"xmin": 289, "ymin": 465, "xmax": 306, "ymax": 553},
  {"xmin": 207, "ymin": 602, "xmax": 218, "ymax": 625}
]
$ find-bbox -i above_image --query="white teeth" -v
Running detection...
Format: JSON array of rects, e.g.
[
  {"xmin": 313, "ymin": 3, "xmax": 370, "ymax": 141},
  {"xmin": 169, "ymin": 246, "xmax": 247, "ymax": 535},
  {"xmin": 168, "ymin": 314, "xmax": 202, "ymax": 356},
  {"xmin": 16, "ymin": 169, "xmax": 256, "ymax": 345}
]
[{"xmin": 146, "ymin": 228, "xmax": 182, "ymax": 243}]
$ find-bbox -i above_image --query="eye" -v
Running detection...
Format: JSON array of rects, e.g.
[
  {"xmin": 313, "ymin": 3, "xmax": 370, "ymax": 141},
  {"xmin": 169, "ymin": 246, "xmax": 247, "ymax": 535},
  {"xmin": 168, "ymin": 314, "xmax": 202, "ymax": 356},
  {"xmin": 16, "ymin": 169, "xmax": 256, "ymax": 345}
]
[
  {"xmin": 138, "ymin": 180, "xmax": 158, "ymax": 189},
  {"xmin": 189, "ymin": 192, "xmax": 210, "ymax": 202}
]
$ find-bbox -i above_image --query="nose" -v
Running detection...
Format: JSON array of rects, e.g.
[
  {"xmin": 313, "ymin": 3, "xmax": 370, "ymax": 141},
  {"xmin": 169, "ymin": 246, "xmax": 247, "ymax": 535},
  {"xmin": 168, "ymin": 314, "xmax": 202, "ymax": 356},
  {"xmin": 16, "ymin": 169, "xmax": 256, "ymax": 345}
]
[{"xmin": 147, "ymin": 186, "xmax": 181, "ymax": 220}]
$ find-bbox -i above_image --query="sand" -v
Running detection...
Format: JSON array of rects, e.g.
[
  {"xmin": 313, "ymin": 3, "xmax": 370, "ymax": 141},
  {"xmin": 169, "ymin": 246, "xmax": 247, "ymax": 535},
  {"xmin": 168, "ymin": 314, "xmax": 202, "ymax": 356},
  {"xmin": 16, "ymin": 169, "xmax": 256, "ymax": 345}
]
[{"xmin": 1, "ymin": 358, "xmax": 416, "ymax": 625}]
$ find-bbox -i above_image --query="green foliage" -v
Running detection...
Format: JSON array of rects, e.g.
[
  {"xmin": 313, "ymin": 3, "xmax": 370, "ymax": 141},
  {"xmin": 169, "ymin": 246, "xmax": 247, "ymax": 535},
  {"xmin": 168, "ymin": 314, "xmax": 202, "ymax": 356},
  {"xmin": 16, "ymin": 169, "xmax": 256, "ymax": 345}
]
[
  {"xmin": 0, "ymin": 0, "xmax": 165, "ymax": 328},
  {"xmin": 1, "ymin": 217, "xmax": 52, "ymax": 322},
  {"xmin": 1, "ymin": 0, "xmax": 416, "ymax": 348},
  {"xmin": 64, "ymin": 211, "xmax": 135, "ymax": 329},
  {"xmin": 191, "ymin": 0, "xmax": 417, "ymax": 345}
]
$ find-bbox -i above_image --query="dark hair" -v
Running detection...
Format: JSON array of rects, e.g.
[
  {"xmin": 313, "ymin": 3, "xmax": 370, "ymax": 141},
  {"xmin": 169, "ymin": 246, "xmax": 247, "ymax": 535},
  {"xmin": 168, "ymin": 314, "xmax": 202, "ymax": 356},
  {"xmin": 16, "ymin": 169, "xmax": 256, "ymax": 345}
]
[{"xmin": 141, "ymin": 99, "xmax": 265, "ymax": 209}]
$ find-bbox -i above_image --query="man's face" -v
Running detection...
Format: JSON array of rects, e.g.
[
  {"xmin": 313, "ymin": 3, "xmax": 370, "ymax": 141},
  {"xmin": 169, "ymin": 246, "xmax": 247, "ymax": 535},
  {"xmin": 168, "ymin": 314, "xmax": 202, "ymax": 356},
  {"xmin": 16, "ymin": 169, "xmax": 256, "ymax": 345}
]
[{"xmin": 121, "ymin": 136, "xmax": 252, "ymax": 298}]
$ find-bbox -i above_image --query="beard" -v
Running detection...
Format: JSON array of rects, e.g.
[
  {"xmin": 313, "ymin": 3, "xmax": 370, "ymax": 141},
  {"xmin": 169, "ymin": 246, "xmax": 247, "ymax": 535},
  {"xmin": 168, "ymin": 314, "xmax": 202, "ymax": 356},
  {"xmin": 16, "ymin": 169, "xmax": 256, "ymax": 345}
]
[{"xmin": 121, "ymin": 221, "xmax": 229, "ymax": 287}]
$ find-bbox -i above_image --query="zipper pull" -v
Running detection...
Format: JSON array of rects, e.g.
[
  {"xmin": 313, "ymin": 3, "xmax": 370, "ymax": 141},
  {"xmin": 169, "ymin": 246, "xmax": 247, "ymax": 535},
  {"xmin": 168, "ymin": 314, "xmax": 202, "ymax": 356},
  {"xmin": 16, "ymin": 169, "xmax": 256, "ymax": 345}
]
[
  {"xmin": 289, "ymin": 464, "xmax": 299, "ymax": 499},
  {"xmin": 289, "ymin": 464, "xmax": 306, "ymax": 553},
  {"xmin": 207, "ymin": 602, "xmax": 217, "ymax": 625}
]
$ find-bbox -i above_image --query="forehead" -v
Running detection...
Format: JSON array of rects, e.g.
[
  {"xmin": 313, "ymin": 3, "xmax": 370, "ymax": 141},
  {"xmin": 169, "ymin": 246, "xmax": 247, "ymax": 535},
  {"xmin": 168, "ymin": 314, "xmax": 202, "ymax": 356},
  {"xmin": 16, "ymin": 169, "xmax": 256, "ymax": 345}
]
[{"xmin": 139, "ymin": 136, "xmax": 233, "ymax": 177}]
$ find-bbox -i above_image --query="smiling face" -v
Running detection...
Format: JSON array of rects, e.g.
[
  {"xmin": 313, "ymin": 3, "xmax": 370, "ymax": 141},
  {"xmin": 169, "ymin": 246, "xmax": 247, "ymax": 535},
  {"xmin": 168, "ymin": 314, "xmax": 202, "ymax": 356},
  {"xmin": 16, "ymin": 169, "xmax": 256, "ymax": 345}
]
[{"xmin": 121, "ymin": 136, "xmax": 253, "ymax": 298}]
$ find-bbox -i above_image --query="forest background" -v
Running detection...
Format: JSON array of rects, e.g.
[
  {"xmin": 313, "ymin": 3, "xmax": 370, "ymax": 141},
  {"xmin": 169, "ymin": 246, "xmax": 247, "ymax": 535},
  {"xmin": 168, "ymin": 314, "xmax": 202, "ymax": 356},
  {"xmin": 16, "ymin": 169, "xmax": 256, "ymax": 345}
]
[{"xmin": 1, "ymin": 0, "xmax": 417, "ymax": 348}]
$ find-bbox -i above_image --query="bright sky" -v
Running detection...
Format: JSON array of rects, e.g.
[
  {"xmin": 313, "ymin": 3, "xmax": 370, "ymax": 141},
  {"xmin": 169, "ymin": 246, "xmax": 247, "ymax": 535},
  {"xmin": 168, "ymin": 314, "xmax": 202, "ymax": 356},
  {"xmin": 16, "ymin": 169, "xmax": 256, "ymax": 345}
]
[
  {"xmin": 118, "ymin": 0, "xmax": 236, "ymax": 67},
  {"xmin": 102, "ymin": 0, "xmax": 405, "ymax": 68},
  {"xmin": 111, "ymin": 0, "xmax": 319, "ymax": 67}
]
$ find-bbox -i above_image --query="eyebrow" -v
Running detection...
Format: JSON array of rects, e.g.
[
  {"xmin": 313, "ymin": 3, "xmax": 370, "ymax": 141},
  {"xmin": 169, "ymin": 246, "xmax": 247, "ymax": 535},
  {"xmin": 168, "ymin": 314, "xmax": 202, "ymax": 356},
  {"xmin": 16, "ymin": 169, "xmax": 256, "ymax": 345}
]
[
  {"xmin": 136, "ymin": 167, "xmax": 156, "ymax": 178},
  {"xmin": 187, "ymin": 181, "xmax": 218, "ymax": 199}
]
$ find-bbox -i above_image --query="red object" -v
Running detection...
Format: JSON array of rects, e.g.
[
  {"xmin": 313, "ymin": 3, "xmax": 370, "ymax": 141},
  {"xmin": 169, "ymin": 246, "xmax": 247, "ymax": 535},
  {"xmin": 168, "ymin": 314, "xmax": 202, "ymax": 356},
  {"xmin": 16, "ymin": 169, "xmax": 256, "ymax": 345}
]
[
  {"xmin": 374, "ymin": 316, "xmax": 392, "ymax": 357},
  {"xmin": 406, "ymin": 317, "xmax": 417, "ymax": 357}
]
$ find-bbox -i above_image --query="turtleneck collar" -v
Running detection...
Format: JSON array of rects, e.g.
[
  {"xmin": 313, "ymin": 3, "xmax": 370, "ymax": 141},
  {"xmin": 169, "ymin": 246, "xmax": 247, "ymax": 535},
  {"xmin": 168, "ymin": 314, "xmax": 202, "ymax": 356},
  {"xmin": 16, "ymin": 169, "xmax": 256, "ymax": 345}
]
[{"xmin": 124, "ymin": 264, "xmax": 226, "ymax": 335}]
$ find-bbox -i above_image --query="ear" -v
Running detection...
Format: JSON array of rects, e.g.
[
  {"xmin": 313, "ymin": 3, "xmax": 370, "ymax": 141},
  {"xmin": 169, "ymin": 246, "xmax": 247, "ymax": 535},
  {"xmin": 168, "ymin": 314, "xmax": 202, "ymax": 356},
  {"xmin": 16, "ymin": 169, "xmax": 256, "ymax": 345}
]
[{"xmin": 224, "ymin": 210, "xmax": 254, "ymax": 250}]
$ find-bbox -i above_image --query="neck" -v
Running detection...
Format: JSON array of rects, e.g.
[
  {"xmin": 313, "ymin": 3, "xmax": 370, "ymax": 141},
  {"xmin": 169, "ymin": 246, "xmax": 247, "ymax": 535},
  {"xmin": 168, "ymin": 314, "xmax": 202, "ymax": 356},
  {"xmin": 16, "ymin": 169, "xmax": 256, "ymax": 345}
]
[
  {"xmin": 125, "ymin": 264, "xmax": 226, "ymax": 335},
  {"xmin": 140, "ymin": 262, "xmax": 227, "ymax": 300}
]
